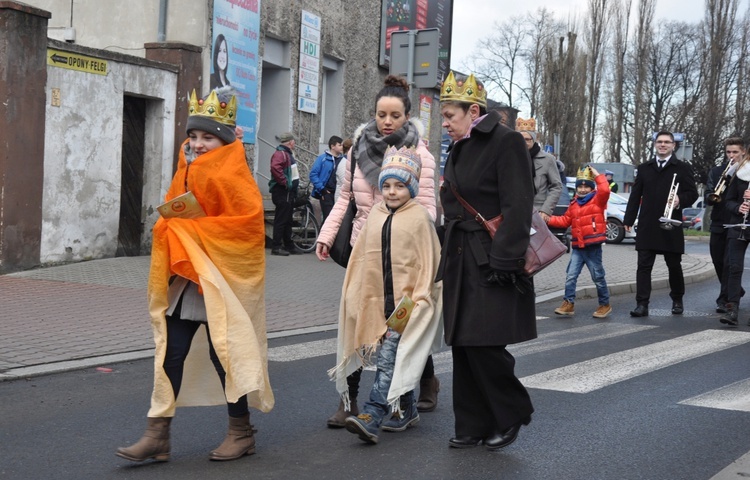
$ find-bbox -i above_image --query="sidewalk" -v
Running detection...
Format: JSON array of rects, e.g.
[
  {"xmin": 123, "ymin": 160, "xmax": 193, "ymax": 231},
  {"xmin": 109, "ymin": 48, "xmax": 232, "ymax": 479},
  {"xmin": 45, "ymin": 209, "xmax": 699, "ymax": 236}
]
[{"xmin": 0, "ymin": 239, "xmax": 715, "ymax": 381}]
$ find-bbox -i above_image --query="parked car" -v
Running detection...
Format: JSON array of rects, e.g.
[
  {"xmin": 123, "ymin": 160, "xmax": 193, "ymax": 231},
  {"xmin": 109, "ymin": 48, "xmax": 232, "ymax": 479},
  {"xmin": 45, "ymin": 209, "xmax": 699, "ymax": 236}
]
[
  {"xmin": 562, "ymin": 179, "xmax": 637, "ymax": 244},
  {"xmin": 690, "ymin": 209, "xmax": 704, "ymax": 231},
  {"xmin": 682, "ymin": 207, "xmax": 703, "ymax": 228}
]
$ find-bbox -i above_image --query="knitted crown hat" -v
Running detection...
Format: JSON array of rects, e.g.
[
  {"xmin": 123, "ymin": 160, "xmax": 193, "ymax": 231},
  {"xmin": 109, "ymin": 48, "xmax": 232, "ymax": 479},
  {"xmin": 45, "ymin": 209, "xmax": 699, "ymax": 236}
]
[
  {"xmin": 186, "ymin": 86, "xmax": 237, "ymax": 145},
  {"xmin": 575, "ymin": 165, "xmax": 596, "ymax": 189},
  {"xmin": 378, "ymin": 146, "xmax": 422, "ymax": 198}
]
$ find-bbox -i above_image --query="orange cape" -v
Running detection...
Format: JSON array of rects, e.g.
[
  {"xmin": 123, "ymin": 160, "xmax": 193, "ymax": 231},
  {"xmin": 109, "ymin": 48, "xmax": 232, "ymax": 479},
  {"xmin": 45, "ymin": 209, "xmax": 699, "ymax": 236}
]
[{"xmin": 147, "ymin": 140, "xmax": 274, "ymax": 417}]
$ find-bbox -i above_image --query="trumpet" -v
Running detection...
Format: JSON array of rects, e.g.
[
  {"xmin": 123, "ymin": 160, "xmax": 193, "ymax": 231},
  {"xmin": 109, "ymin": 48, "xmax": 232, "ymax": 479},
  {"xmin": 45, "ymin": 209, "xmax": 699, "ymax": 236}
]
[
  {"xmin": 707, "ymin": 161, "xmax": 737, "ymax": 203},
  {"xmin": 659, "ymin": 173, "xmax": 683, "ymax": 230}
]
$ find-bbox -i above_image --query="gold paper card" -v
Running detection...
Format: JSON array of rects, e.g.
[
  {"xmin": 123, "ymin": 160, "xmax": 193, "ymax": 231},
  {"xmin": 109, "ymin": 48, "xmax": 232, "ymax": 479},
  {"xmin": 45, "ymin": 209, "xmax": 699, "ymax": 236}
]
[
  {"xmin": 386, "ymin": 296, "xmax": 415, "ymax": 334},
  {"xmin": 157, "ymin": 191, "xmax": 206, "ymax": 219}
]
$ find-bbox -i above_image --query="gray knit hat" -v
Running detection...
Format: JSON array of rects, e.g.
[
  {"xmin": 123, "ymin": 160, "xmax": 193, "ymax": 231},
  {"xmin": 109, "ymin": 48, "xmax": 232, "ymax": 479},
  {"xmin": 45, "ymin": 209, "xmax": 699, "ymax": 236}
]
[{"xmin": 277, "ymin": 132, "xmax": 295, "ymax": 143}]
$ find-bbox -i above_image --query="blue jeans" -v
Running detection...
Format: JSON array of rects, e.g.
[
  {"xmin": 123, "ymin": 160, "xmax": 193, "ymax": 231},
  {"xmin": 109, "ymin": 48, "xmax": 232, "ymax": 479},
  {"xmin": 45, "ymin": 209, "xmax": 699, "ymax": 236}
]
[
  {"xmin": 564, "ymin": 244, "xmax": 609, "ymax": 305},
  {"xmin": 361, "ymin": 328, "xmax": 415, "ymax": 426}
]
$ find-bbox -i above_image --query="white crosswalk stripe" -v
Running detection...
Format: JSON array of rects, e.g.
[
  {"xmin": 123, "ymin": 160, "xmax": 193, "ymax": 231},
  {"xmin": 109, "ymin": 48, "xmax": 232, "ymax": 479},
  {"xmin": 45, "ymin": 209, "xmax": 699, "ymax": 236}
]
[
  {"xmin": 521, "ymin": 330, "xmax": 750, "ymax": 393},
  {"xmin": 679, "ymin": 379, "xmax": 750, "ymax": 412}
]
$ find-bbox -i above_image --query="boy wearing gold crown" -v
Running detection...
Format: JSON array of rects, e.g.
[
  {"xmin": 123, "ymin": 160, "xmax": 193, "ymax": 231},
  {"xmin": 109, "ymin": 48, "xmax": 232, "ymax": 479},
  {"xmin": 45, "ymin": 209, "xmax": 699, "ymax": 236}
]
[
  {"xmin": 117, "ymin": 88, "xmax": 273, "ymax": 464},
  {"xmin": 328, "ymin": 146, "xmax": 443, "ymax": 445},
  {"xmin": 547, "ymin": 166, "xmax": 612, "ymax": 318}
]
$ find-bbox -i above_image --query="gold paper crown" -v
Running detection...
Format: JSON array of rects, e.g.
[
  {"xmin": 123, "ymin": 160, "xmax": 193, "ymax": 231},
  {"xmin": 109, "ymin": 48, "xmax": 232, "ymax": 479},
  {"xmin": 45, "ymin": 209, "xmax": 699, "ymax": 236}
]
[
  {"xmin": 188, "ymin": 89, "xmax": 237, "ymax": 126},
  {"xmin": 516, "ymin": 117, "xmax": 536, "ymax": 132},
  {"xmin": 576, "ymin": 165, "xmax": 596, "ymax": 182},
  {"xmin": 439, "ymin": 71, "xmax": 487, "ymax": 108}
]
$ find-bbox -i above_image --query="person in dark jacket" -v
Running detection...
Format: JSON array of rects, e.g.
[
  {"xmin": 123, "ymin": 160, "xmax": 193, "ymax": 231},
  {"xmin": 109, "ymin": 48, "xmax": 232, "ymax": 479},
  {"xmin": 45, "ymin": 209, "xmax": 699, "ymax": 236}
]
[
  {"xmin": 268, "ymin": 132, "xmax": 299, "ymax": 256},
  {"xmin": 705, "ymin": 137, "xmax": 746, "ymax": 314},
  {"xmin": 310, "ymin": 135, "xmax": 344, "ymax": 221},
  {"xmin": 623, "ymin": 131, "xmax": 699, "ymax": 317},
  {"xmin": 718, "ymin": 151, "xmax": 750, "ymax": 326},
  {"xmin": 437, "ymin": 71, "xmax": 535, "ymax": 451}
]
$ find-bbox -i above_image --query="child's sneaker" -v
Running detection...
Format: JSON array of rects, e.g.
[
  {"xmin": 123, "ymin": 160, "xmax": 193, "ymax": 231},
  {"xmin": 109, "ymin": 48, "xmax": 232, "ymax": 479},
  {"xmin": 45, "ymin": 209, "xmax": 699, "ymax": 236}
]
[
  {"xmin": 345, "ymin": 413, "xmax": 379, "ymax": 444},
  {"xmin": 593, "ymin": 304, "xmax": 612, "ymax": 318},
  {"xmin": 382, "ymin": 401, "xmax": 420, "ymax": 432},
  {"xmin": 554, "ymin": 300, "xmax": 575, "ymax": 315}
]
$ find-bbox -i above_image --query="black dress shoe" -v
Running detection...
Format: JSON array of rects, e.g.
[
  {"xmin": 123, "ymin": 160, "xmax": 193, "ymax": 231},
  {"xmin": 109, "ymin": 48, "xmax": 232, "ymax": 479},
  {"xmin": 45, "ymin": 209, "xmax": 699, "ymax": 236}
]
[
  {"xmin": 484, "ymin": 416, "xmax": 531, "ymax": 451},
  {"xmin": 448, "ymin": 436, "xmax": 483, "ymax": 449},
  {"xmin": 672, "ymin": 301, "xmax": 684, "ymax": 315},
  {"xmin": 716, "ymin": 302, "xmax": 728, "ymax": 314},
  {"xmin": 630, "ymin": 304, "xmax": 649, "ymax": 317},
  {"xmin": 285, "ymin": 248, "xmax": 302, "ymax": 255},
  {"xmin": 271, "ymin": 249, "xmax": 290, "ymax": 256}
]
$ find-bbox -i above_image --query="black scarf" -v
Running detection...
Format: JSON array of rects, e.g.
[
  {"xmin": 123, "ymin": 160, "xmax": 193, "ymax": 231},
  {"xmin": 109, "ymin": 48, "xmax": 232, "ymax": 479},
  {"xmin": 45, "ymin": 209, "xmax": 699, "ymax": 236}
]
[
  {"xmin": 529, "ymin": 142, "xmax": 541, "ymax": 159},
  {"xmin": 354, "ymin": 119, "xmax": 421, "ymax": 188}
]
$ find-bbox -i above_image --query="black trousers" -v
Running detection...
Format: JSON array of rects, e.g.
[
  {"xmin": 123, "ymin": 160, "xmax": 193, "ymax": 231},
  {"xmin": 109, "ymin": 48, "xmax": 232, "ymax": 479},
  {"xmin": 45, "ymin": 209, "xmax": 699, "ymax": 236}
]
[
  {"xmin": 319, "ymin": 191, "xmax": 335, "ymax": 223},
  {"xmin": 163, "ymin": 315, "xmax": 249, "ymax": 417},
  {"xmin": 709, "ymin": 230, "xmax": 730, "ymax": 304},
  {"xmin": 635, "ymin": 250, "xmax": 684, "ymax": 305},
  {"xmin": 452, "ymin": 346, "xmax": 534, "ymax": 437},
  {"xmin": 271, "ymin": 185, "xmax": 294, "ymax": 250},
  {"xmin": 726, "ymin": 238, "xmax": 750, "ymax": 305}
]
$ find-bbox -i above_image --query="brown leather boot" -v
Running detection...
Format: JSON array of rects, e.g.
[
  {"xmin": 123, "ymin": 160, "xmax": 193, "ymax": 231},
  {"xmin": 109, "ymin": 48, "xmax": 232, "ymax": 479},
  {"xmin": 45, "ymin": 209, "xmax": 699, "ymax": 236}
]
[
  {"xmin": 116, "ymin": 417, "xmax": 172, "ymax": 462},
  {"xmin": 417, "ymin": 376, "xmax": 440, "ymax": 412},
  {"xmin": 326, "ymin": 398, "xmax": 360, "ymax": 428},
  {"xmin": 209, "ymin": 413, "xmax": 256, "ymax": 461}
]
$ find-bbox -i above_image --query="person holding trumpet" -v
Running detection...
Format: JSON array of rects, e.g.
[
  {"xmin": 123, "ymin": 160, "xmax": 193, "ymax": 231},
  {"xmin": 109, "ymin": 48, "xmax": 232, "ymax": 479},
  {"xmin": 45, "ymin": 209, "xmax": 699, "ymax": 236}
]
[
  {"xmin": 623, "ymin": 131, "xmax": 698, "ymax": 317},
  {"xmin": 705, "ymin": 137, "xmax": 746, "ymax": 314},
  {"xmin": 718, "ymin": 148, "xmax": 750, "ymax": 326}
]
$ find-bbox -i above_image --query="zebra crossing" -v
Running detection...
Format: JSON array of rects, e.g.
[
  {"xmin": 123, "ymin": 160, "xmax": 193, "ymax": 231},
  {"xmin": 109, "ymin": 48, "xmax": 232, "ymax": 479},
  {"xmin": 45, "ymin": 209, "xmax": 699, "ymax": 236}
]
[{"xmin": 268, "ymin": 322, "xmax": 750, "ymax": 412}]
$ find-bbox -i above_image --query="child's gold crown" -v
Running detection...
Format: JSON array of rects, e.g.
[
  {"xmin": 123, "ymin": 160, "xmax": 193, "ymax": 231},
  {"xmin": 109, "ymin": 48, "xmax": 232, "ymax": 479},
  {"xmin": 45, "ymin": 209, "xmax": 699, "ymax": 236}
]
[{"xmin": 188, "ymin": 89, "xmax": 237, "ymax": 126}]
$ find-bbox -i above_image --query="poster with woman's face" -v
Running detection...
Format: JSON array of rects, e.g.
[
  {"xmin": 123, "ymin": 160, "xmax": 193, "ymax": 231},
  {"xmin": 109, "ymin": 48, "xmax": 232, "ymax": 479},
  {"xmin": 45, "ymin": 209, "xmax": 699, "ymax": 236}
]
[{"xmin": 211, "ymin": 0, "xmax": 261, "ymax": 144}]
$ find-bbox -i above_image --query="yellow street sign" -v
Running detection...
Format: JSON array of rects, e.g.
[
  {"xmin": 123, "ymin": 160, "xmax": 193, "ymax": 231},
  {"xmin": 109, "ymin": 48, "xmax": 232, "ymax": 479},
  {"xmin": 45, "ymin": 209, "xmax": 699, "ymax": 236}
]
[{"xmin": 47, "ymin": 49, "xmax": 108, "ymax": 76}]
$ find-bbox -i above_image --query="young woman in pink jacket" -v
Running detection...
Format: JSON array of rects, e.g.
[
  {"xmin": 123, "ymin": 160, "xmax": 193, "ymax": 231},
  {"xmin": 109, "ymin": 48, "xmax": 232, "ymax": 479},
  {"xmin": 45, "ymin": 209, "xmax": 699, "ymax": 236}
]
[{"xmin": 315, "ymin": 75, "xmax": 439, "ymax": 429}]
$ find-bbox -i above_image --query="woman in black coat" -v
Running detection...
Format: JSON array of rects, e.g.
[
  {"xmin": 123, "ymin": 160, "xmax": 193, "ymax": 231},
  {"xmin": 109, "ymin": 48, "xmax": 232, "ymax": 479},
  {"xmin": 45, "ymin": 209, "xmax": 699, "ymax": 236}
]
[{"xmin": 437, "ymin": 71, "xmax": 536, "ymax": 451}]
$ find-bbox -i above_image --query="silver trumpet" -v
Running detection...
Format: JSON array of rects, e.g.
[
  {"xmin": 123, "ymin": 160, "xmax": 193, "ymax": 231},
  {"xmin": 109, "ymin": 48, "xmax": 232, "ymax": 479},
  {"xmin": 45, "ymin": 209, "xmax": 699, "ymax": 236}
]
[
  {"xmin": 707, "ymin": 161, "xmax": 737, "ymax": 203},
  {"xmin": 659, "ymin": 173, "xmax": 683, "ymax": 230}
]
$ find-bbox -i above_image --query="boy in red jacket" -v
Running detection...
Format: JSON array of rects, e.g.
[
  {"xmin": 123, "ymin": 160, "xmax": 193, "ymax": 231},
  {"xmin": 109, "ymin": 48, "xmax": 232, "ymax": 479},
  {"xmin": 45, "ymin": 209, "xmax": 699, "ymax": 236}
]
[{"xmin": 547, "ymin": 166, "xmax": 612, "ymax": 318}]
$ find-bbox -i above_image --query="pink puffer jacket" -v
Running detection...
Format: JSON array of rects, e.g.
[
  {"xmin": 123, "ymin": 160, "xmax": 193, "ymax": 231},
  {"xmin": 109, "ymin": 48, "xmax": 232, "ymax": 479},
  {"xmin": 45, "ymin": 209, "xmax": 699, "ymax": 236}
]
[{"xmin": 317, "ymin": 134, "xmax": 437, "ymax": 249}]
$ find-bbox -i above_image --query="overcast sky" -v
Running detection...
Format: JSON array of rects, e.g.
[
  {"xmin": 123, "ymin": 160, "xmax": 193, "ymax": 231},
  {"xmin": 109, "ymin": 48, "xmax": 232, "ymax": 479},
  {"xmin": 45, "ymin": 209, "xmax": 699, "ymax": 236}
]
[
  {"xmin": 450, "ymin": 0, "xmax": 748, "ymax": 70},
  {"xmin": 449, "ymin": 0, "xmax": 748, "ymax": 117}
]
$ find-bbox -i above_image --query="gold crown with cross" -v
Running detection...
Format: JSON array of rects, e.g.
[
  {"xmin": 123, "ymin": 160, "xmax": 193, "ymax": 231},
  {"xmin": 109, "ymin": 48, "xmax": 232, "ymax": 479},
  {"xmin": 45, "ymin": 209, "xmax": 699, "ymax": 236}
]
[
  {"xmin": 188, "ymin": 89, "xmax": 237, "ymax": 126},
  {"xmin": 439, "ymin": 71, "xmax": 487, "ymax": 108}
]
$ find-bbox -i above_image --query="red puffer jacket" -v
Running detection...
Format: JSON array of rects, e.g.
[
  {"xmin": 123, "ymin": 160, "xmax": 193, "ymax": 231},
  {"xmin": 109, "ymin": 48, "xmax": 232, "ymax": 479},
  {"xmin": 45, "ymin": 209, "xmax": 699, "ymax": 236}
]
[{"xmin": 548, "ymin": 174, "xmax": 610, "ymax": 249}]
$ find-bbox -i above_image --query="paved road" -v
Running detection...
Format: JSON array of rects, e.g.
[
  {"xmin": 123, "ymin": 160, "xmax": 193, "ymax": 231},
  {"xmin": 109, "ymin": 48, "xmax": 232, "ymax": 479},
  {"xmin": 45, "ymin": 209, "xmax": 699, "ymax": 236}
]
[{"xmin": 4, "ymin": 274, "xmax": 750, "ymax": 479}]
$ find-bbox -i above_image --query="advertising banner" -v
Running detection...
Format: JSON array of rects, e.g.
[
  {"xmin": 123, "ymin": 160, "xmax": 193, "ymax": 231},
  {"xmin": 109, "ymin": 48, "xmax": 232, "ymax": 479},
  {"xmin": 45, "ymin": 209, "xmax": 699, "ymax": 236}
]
[{"xmin": 211, "ymin": 0, "xmax": 261, "ymax": 143}]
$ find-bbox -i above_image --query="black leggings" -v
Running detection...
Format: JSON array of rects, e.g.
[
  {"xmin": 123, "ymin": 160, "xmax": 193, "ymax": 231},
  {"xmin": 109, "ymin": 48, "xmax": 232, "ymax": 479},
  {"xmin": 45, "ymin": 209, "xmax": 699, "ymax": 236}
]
[{"xmin": 163, "ymin": 314, "xmax": 249, "ymax": 417}]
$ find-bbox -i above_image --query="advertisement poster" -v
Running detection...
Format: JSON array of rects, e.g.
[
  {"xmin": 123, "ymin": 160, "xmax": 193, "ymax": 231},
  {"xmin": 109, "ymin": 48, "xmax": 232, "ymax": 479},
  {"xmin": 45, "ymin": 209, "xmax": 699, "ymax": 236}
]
[
  {"xmin": 211, "ymin": 0, "xmax": 261, "ymax": 144},
  {"xmin": 419, "ymin": 94, "xmax": 431, "ymax": 147},
  {"xmin": 379, "ymin": 0, "xmax": 453, "ymax": 85}
]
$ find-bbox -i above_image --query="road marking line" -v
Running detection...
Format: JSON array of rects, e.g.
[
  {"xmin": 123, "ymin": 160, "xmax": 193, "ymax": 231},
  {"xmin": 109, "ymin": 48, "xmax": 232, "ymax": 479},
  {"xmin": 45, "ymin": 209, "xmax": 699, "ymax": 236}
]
[
  {"xmin": 521, "ymin": 330, "xmax": 750, "ymax": 393},
  {"xmin": 432, "ymin": 323, "xmax": 658, "ymax": 375},
  {"xmin": 679, "ymin": 378, "xmax": 750, "ymax": 412},
  {"xmin": 268, "ymin": 338, "xmax": 337, "ymax": 362}
]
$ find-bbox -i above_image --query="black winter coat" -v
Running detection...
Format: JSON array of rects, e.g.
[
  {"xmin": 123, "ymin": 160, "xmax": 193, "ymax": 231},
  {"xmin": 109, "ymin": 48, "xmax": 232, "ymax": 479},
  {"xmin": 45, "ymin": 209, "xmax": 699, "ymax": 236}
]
[
  {"xmin": 723, "ymin": 161, "xmax": 750, "ymax": 240},
  {"xmin": 705, "ymin": 162, "xmax": 733, "ymax": 233},
  {"xmin": 623, "ymin": 156, "xmax": 698, "ymax": 254},
  {"xmin": 437, "ymin": 111, "xmax": 537, "ymax": 347}
]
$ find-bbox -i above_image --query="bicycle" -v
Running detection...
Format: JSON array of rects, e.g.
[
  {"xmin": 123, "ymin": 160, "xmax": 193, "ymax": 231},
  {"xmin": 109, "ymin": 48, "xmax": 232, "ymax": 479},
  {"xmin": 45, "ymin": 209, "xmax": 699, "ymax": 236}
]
[{"xmin": 291, "ymin": 182, "xmax": 320, "ymax": 253}]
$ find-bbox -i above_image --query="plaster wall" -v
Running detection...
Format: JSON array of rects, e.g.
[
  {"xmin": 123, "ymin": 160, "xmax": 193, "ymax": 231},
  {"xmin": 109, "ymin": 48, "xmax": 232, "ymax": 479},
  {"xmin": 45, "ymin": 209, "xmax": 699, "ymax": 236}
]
[
  {"xmin": 42, "ymin": 44, "xmax": 176, "ymax": 263},
  {"xmin": 30, "ymin": 0, "xmax": 207, "ymax": 55}
]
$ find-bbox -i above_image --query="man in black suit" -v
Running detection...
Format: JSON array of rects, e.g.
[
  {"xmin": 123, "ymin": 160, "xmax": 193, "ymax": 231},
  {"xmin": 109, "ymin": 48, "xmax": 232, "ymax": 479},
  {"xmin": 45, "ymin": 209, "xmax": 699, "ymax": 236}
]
[{"xmin": 623, "ymin": 131, "xmax": 699, "ymax": 317}]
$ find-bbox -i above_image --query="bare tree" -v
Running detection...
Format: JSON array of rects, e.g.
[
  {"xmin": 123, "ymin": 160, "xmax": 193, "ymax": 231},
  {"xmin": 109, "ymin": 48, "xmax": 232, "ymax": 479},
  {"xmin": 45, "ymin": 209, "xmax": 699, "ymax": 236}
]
[
  {"xmin": 581, "ymin": 0, "xmax": 611, "ymax": 163},
  {"xmin": 603, "ymin": 0, "xmax": 633, "ymax": 164},
  {"xmin": 622, "ymin": 0, "xmax": 656, "ymax": 165},
  {"xmin": 540, "ymin": 32, "xmax": 588, "ymax": 174},
  {"xmin": 463, "ymin": 17, "xmax": 529, "ymax": 108},
  {"xmin": 521, "ymin": 8, "xmax": 565, "ymax": 117}
]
